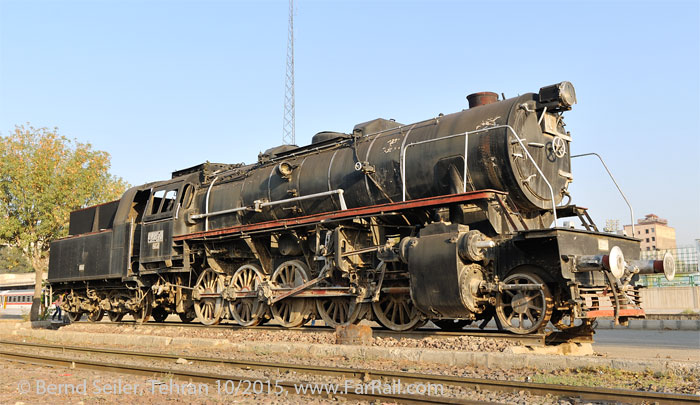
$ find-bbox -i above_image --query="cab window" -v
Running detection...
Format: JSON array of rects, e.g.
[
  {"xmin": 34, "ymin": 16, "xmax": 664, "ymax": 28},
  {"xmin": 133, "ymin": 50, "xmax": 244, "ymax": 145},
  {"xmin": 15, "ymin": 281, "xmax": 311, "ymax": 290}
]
[{"xmin": 145, "ymin": 183, "xmax": 182, "ymax": 220}]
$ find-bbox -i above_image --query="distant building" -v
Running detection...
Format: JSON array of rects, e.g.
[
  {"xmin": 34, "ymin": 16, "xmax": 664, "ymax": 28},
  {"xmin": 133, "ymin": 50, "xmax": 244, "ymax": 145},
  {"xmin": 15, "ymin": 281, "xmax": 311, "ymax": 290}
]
[
  {"xmin": 624, "ymin": 214, "xmax": 676, "ymax": 251},
  {"xmin": 0, "ymin": 272, "xmax": 46, "ymax": 290}
]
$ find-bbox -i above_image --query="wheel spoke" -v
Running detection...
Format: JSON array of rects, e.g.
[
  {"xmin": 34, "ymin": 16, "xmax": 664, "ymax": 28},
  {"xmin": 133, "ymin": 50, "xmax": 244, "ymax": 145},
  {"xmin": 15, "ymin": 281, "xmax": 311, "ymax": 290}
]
[{"xmin": 526, "ymin": 309, "xmax": 535, "ymax": 323}]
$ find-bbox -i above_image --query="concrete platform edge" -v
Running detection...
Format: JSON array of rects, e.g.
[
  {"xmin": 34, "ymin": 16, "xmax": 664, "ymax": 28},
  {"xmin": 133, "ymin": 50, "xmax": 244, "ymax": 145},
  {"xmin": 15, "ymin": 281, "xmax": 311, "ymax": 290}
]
[{"xmin": 7, "ymin": 328, "xmax": 698, "ymax": 374}]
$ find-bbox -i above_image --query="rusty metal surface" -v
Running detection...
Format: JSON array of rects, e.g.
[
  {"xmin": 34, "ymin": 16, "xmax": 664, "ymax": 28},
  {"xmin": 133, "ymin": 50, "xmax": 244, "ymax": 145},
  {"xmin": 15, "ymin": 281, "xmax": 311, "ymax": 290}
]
[{"xmin": 467, "ymin": 92, "xmax": 499, "ymax": 108}]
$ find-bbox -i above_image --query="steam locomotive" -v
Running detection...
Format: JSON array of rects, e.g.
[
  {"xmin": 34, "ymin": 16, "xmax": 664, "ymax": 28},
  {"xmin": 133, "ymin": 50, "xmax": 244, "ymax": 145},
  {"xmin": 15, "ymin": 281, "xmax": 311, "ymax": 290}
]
[{"xmin": 48, "ymin": 81, "xmax": 675, "ymax": 334}]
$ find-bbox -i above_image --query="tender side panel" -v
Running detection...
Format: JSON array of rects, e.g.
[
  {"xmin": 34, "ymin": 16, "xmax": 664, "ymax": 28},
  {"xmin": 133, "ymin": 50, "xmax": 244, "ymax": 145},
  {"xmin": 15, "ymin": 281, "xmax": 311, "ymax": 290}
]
[
  {"xmin": 68, "ymin": 200, "xmax": 119, "ymax": 236},
  {"xmin": 68, "ymin": 208, "xmax": 95, "ymax": 236},
  {"xmin": 109, "ymin": 222, "xmax": 131, "ymax": 278},
  {"xmin": 48, "ymin": 231, "xmax": 116, "ymax": 282}
]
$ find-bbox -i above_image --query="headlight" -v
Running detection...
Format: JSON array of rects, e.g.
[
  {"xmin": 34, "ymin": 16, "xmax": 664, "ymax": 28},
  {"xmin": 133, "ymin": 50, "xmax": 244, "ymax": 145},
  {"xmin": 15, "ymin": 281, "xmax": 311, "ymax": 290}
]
[{"xmin": 538, "ymin": 81, "xmax": 577, "ymax": 110}]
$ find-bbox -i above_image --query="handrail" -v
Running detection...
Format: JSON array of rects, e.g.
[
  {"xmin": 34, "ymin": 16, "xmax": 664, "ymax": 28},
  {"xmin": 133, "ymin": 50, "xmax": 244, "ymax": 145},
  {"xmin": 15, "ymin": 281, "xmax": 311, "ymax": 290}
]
[
  {"xmin": 400, "ymin": 124, "xmax": 558, "ymax": 225},
  {"xmin": 571, "ymin": 152, "xmax": 635, "ymax": 234},
  {"xmin": 259, "ymin": 189, "xmax": 347, "ymax": 210},
  {"xmin": 192, "ymin": 189, "xmax": 348, "ymax": 222},
  {"xmin": 203, "ymin": 176, "xmax": 219, "ymax": 231}
]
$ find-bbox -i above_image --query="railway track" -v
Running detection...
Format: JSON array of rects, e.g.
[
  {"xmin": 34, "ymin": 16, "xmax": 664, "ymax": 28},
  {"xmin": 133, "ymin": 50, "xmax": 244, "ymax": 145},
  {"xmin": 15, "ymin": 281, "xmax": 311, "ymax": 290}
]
[
  {"xmin": 1, "ymin": 340, "xmax": 695, "ymax": 404},
  {"xmin": 69, "ymin": 319, "xmax": 592, "ymax": 347}
]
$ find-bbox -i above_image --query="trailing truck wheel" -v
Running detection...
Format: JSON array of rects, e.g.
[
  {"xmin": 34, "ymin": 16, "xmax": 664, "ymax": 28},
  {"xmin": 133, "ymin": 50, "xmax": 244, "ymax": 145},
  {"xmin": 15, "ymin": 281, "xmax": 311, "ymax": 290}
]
[
  {"xmin": 372, "ymin": 293, "xmax": 423, "ymax": 331},
  {"xmin": 316, "ymin": 298, "xmax": 364, "ymax": 328},
  {"xmin": 152, "ymin": 307, "xmax": 169, "ymax": 323},
  {"xmin": 194, "ymin": 268, "xmax": 225, "ymax": 325},
  {"xmin": 66, "ymin": 311, "xmax": 83, "ymax": 323},
  {"xmin": 228, "ymin": 264, "xmax": 266, "ymax": 327},
  {"xmin": 133, "ymin": 306, "xmax": 152, "ymax": 323},
  {"xmin": 495, "ymin": 272, "xmax": 553, "ymax": 334},
  {"xmin": 433, "ymin": 319, "xmax": 472, "ymax": 331},
  {"xmin": 131, "ymin": 290, "xmax": 153, "ymax": 323},
  {"xmin": 178, "ymin": 310, "xmax": 195, "ymax": 323},
  {"xmin": 270, "ymin": 260, "xmax": 312, "ymax": 328},
  {"xmin": 87, "ymin": 308, "xmax": 104, "ymax": 322},
  {"xmin": 107, "ymin": 311, "xmax": 124, "ymax": 322}
]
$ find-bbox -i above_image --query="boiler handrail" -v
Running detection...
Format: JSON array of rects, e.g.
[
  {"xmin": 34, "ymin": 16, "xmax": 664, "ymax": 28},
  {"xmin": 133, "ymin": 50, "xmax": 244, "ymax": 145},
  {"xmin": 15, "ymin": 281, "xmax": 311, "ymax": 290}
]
[
  {"xmin": 192, "ymin": 189, "xmax": 348, "ymax": 222},
  {"xmin": 400, "ymin": 124, "xmax": 558, "ymax": 225}
]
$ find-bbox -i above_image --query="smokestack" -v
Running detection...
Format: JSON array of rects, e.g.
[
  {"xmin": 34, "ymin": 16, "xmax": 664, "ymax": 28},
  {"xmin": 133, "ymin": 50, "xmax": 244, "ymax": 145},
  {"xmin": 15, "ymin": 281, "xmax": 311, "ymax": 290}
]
[{"xmin": 467, "ymin": 92, "xmax": 499, "ymax": 108}]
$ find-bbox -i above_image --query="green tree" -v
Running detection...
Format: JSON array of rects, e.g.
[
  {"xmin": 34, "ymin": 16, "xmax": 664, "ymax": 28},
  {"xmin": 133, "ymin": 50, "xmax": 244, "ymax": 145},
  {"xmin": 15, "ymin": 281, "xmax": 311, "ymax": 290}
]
[
  {"xmin": 0, "ymin": 125, "xmax": 128, "ymax": 320},
  {"xmin": 0, "ymin": 246, "xmax": 33, "ymax": 273}
]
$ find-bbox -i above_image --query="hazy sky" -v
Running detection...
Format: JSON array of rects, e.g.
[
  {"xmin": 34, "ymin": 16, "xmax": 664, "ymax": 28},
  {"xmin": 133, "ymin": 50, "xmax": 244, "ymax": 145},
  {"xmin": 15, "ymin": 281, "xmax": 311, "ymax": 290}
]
[{"xmin": 1, "ymin": 0, "xmax": 698, "ymax": 245}]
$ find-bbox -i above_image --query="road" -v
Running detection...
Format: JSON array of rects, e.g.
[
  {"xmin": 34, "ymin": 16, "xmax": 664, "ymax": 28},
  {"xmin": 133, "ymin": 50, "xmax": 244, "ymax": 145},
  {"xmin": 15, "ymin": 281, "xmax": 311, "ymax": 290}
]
[{"xmin": 592, "ymin": 329, "xmax": 700, "ymax": 361}]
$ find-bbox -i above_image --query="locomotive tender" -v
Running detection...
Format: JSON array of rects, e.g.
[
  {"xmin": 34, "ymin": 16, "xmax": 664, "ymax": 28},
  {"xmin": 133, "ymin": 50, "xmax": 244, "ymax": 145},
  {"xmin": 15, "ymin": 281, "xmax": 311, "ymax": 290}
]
[{"xmin": 48, "ymin": 81, "xmax": 675, "ymax": 334}]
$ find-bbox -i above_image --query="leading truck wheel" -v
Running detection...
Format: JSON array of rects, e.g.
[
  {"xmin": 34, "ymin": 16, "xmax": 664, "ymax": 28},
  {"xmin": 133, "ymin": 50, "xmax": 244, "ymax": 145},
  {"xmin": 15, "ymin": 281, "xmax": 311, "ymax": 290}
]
[
  {"xmin": 194, "ymin": 268, "xmax": 225, "ymax": 325},
  {"xmin": 495, "ymin": 271, "xmax": 553, "ymax": 334}
]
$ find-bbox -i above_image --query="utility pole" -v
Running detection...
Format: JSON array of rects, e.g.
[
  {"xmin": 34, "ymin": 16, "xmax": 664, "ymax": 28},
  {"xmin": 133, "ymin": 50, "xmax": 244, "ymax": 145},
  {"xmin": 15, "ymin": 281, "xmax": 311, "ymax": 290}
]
[{"xmin": 283, "ymin": 0, "xmax": 295, "ymax": 145}]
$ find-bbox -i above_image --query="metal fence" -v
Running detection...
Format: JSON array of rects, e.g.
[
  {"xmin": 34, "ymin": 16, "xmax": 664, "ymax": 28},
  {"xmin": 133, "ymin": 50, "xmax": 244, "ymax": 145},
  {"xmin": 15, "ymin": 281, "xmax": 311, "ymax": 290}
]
[
  {"xmin": 637, "ymin": 273, "xmax": 700, "ymax": 288},
  {"xmin": 637, "ymin": 244, "xmax": 699, "ymax": 287},
  {"xmin": 640, "ymin": 245, "xmax": 698, "ymax": 274}
]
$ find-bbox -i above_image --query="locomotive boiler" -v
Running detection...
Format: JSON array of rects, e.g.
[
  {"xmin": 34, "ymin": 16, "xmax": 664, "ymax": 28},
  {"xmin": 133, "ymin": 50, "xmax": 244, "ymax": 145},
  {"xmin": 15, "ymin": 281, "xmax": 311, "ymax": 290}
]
[{"xmin": 48, "ymin": 81, "xmax": 675, "ymax": 334}]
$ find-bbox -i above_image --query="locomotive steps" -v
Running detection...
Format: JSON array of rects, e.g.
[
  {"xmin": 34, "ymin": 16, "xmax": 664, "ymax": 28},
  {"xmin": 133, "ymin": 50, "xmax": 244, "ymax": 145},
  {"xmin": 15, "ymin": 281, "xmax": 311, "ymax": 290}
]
[{"xmin": 5, "ymin": 321, "xmax": 697, "ymax": 375}]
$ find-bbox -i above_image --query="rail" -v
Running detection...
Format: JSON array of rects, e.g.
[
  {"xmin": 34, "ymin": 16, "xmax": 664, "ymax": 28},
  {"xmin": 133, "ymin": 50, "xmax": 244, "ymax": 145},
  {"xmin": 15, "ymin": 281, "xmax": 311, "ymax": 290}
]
[
  {"xmin": 400, "ymin": 124, "xmax": 558, "ymax": 224},
  {"xmin": 0, "ymin": 340, "xmax": 694, "ymax": 404},
  {"xmin": 571, "ymin": 152, "xmax": 635, "ymax": 234}
]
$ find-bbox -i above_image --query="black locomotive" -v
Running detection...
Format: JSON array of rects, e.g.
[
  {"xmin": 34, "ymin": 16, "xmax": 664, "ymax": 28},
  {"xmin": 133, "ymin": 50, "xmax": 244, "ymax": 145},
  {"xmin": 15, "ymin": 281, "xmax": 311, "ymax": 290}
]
[{"xmin": 48, "ymin": 82, "xmax": 674, "ymax": 334}]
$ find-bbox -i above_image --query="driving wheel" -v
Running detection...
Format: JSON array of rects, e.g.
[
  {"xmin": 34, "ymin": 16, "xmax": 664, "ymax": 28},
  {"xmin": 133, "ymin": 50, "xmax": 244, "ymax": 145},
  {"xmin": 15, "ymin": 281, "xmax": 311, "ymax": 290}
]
[
  {"xmin": 270, "ymin": 260, "xmax": 312, "ymax": 328},
  {"xmin": 372, "ymin": 293, "xmax": 423, "ymax": 331},
  {"xmin": 194, "ymin": 268, "xmax": 225, "ymax": 325},
  {"xmin": 228, "ymin": 263, "xmax": 266, "ymax": 327},
  {"xmin": 316, "ymin": 297, "xmax": 364, "ymax": 328}
]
